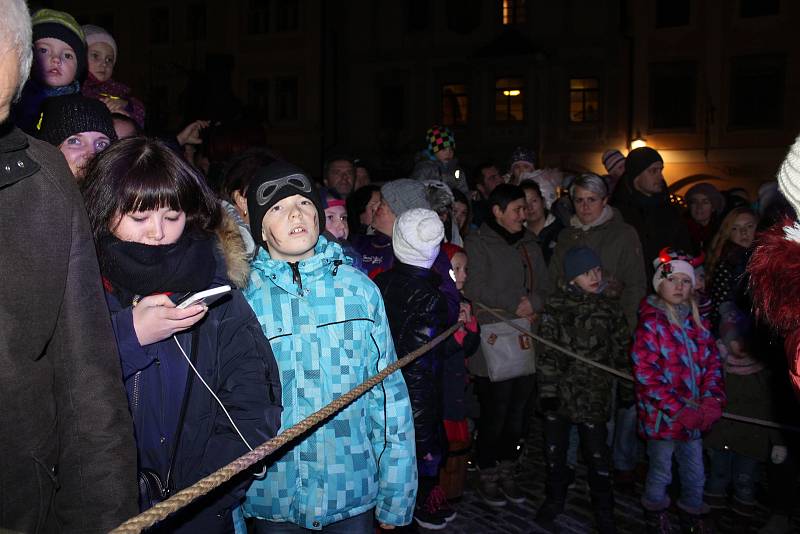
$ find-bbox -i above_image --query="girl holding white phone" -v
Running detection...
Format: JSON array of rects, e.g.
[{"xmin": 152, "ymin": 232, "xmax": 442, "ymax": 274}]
[{"xmin": 82, "ymin": 137, "xmax": 282, "ymax": 533}]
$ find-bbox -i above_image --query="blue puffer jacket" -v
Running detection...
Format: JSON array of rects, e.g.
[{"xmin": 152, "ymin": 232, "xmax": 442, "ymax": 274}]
[
  {"xmin": 107, "ymin": 226, "xmax": 282, "ymax": 533},
  {"xmin": 241, "ymin": 236, "xmax": 418, "ymax": 529}
]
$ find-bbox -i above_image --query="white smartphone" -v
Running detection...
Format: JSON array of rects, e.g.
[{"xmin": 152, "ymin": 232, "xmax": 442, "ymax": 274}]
[{"xmin": 175, "ymin": 285, "xmax": 232, "ymax": 309}]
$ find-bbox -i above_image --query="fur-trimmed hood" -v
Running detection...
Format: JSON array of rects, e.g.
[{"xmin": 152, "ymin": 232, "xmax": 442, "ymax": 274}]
[{"xmin": 215, "ymin": 210, "xmax": 251, "ymax": 288}]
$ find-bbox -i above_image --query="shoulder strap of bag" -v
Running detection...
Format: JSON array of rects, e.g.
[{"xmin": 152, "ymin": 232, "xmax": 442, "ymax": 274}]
[
  {"xmin": 165, "ymin": 329, "xmax": 199, "ymax": 493},
  {"xmin": 518, "ymin": 243, "xmax": 535, "ymax": 295}
]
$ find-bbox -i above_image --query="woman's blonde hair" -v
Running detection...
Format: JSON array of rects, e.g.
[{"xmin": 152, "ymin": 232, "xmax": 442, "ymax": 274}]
[{"xmin": 706, "ymin": 206, "xmax": 758, "ymax": 280}]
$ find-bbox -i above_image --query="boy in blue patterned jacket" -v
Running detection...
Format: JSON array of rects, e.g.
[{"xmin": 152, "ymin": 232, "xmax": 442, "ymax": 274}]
[{"xmin": 240, "ymin": 161, "xmax": 418, "ymax": 532}]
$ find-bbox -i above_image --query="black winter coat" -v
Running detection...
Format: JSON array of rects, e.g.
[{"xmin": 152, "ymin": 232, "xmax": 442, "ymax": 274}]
[
  {"xmin": 105, "ymin": 220, "xmax": 282, "ymax": 533},
  {"xmin": 0, "ymin": 124, "xmax": 138, "ymax": 533},
  {"xmin": 611, "ymin": 178, "xmax": 692, "ymax": 279},
  {"xmin": 375, "ymin": 263, "xmax": 449, "ymax": 457}
]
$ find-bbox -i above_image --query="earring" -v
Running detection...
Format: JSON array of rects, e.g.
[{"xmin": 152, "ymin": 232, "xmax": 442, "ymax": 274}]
[{"xmin": 243, "ymin": 210, "xmax": 248, "ymax": 216}]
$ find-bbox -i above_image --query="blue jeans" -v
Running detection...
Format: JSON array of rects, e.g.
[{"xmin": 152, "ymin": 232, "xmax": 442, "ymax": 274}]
[
  {"xmin": 613, "ymin": 405, "xmax": 642, "ymax": 471},
  {"xmin": 643, "ymin": 439, "xmax": 705, "ymax": 512},
  {"xmin": 253, "ymin": 510, "xmax": 374, "ymax": 533},
  {"xmin": 705, "ymin": 448, "xmax": 760, "ymax": 504}
]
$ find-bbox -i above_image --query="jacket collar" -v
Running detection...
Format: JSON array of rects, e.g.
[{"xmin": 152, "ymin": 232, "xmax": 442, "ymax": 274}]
[
  {"xmin": 0, "ymin": 121, "xmax": 39, "ymax": 188},
  {"xmin": 393, "ymin": 261, "xmax": 441, "ymax": 283},
  {"xmin": 250, "ymin": 235, "xmax": 350, "ymax": 294},
  {"xmin": 569, "ymin": 205, "xmax": 614, "ymax": 231}
]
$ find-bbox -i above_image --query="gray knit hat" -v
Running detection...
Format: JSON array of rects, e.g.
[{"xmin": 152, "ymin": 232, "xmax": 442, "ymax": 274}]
[
  {"xmin": 37, "ymin": 94, "xmax": 117, "ymax": 147},
  {"xmin": 380, "ymin": 179, "xmax": 430, "ymax": 216}
]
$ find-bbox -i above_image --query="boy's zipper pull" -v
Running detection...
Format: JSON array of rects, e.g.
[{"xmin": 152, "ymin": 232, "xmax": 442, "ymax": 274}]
[
  {"xmin": 332, "ymin": 259, "xmax": 342, "ymax": 276},
  {"xmin": 289, "ymin": 261, "xmax": 303, "ymax": 292}
]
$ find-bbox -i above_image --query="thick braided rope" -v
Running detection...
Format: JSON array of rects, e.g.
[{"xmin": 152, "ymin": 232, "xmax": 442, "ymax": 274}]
[
  {"xmin": 476, "ymin": 302, "xmax": 800, "ymax": 433},
  {"xmin": 110, "ymin": 322, "xmax": 462, "ymax": 534}
]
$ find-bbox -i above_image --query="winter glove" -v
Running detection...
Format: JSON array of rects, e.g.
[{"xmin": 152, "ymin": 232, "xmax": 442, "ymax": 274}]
[
  {"xmin": 677, "ymin": 406, "xmax": 704, "ymax": 431},
  {"xmin": 699, "ymin": 397, "xmax": 723, "ymax": 432},
  {"xmin": 540, "ymin": 397, "xmax": 560, "ymax": 414},
  {"xmin": 771, "ymin": 445, "xmax": 788, "ymax": 465}
]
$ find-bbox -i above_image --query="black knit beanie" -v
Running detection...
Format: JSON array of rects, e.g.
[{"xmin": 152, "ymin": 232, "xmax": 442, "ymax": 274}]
[
  {"xmin": 624, "ymin": 147, "xmax": 663, "ymax": 182},
  {"xmin": 37, "ymin": 94, "xmax": 118, "ymax": 147},
  {"xmin": 246, "ymin": 161, "xmax": 326, "ymax": 251},
  {"xmin": 32, "ymin": 9, "xmax": 88, "ymax": 81}
]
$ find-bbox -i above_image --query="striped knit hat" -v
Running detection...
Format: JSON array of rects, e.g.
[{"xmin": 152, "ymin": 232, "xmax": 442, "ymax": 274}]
[
  {"xmin": 426, "ymin": 125, "xmax": 455, "ymax": 154},
  {"xmin": 32, "ymin": 9, "xmax": 87, "ymax": 80}
]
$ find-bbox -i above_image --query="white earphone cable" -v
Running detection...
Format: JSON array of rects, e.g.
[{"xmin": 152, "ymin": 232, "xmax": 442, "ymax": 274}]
[{"xmin": 173, "ymin": 335, "xmax": 267, "ymax": 477}]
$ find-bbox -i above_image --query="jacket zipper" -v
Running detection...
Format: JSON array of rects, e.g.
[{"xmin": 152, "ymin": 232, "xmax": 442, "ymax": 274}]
[{"xmin": 131, "ymin": 371, "xmax": 142, "ymax": 417}]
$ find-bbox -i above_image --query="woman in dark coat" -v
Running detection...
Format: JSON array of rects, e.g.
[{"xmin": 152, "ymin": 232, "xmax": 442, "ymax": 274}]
[{"xmin": 82, "ymin": 137, "xmax": 282, "ymax": 533}]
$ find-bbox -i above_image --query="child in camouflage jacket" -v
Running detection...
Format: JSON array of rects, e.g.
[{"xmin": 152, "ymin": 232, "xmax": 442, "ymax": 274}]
[{"xmin": 535, "ymin": 246, "xmax": 630, "ymax": 534}]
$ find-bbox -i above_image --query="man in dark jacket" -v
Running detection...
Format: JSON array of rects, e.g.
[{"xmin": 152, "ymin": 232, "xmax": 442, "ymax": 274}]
[
  {"xmin": 0, "ymin": 2, "xmax": 138, "ymax": 531},
  {"xmin": 611, "ymin": 146, "xmax": 691, "ymax": 279}
]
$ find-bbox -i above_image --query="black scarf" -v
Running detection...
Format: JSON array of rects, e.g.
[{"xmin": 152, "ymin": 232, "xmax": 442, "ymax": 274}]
[
  {"xmin": 486, "ymin": 217, "xmax": 526, "ymax": 246},
  {"xmin": 99, "ymin": 233, "xmax": 217, "ymax": 307}
]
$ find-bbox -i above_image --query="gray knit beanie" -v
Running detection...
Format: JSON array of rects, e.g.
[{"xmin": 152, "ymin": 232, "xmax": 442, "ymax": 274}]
[{"xmin": 380, "ymin": 178, "xmax": 430, "ymax": 216}]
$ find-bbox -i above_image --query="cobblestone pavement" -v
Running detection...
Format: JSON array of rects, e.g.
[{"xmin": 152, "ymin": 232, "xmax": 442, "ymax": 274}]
[{"xmin": 397, "ymin": 415, "xmax": 800, "ymax": 534}]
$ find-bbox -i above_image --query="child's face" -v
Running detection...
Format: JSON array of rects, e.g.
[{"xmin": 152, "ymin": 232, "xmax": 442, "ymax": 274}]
[
  {"xmin": 571, "ymin": 266, "xmax": 603, "ymax": 293},
  {"xmin": 435, "ymin": 147, "xmax": 454, "ymax": 163},
  {"xmin": 261, "ymin": 194, "xmax": 319, "ymax": 262},
  {"xmin": 88, "ymin": 42, "xmax": 115, "ymax": 82},
  {"xmin": 694, "ymin": 269, "xmax": 706, "ymax": 293},
  {"xmin": 324, "ymin": 205, "xmax": 348, "ymax": 240},
  {"xmin": 658, "ymin": 273, "xmax": 693, "ymax": 305},
  {"xmin": 34, "ymin": 38, "xmax": 78, "ymax": 88},
  {"xmin": 450, "ymin": 252, "xmax": 468, "ymax": 291},
  {"xmin": 453, "ymin": 201, "xmax": 468, "ymax": 230}
]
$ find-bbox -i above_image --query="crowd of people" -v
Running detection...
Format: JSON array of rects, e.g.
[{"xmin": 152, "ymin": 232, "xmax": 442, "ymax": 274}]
[{"xmin": 2, "ymin": 2, "xmax": 800, "ymax": 534}]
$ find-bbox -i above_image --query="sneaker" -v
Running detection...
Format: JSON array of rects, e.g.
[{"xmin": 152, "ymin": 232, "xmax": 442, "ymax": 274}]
[
  {"xmin": 413, "ymin": 505, "xmax": 447, "ymax": 530},
  {"xmin": 427, "ymin": 485, "xmax": 457, "ymax": 522},
  {"xmin": 498, "ymin": 461, "xmax": 525, "ymax": 504},
  {"xmin": 477, "ymin": 466, "xmax": 507, "ymax": 507}
]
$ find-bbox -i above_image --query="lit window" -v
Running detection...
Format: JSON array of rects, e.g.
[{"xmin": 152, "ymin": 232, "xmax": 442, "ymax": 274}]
[
  {"xmin": 502, "ymin": 0, "xmax": 527, "ymax": 25},
  {"xmin": 495, "ymin": 78, "xmax": 524, "ymax": 122},
  {"xmin": 569, "ymin": 78, "xmax": 599, "ymax": 123},
  {"xmin": 442, "ymin": 84, "xmax": 469, "ymax": 126}
]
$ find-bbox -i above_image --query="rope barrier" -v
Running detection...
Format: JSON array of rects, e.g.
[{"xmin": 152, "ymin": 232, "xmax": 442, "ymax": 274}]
[
  {"xmin": 475, "ymin": 302, "xmax": 800, "ymax": 434},
  {"xmin": 110, "ymin": 322, "xmax": 462, "ymax": 534}
]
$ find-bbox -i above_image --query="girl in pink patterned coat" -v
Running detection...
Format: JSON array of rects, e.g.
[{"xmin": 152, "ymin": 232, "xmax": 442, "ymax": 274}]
[{"xmin": 631, "ymin": 248, "xmax": 726, "ymax": 532}]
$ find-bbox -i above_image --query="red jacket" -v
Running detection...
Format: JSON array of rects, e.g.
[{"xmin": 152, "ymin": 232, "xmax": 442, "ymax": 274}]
[{"xmin": 631, "ymin": 296, "xmax": 726, "ymax": 441}]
